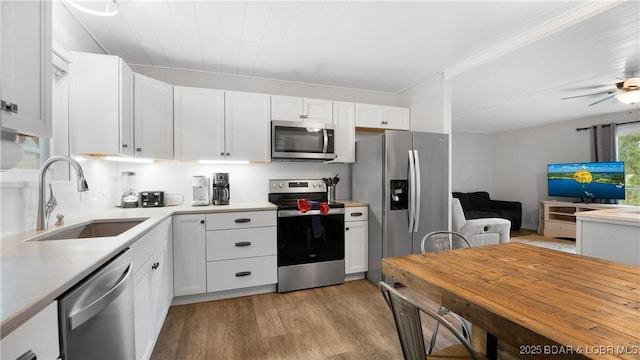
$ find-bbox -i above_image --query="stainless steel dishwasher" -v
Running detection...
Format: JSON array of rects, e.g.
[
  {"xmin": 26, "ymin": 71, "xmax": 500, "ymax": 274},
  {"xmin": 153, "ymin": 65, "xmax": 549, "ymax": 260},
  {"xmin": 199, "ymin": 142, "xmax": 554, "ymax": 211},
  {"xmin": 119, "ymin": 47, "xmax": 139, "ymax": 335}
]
[{"xmin": 59, "ymin": 249, "xmax": 135, "ymax": 360}]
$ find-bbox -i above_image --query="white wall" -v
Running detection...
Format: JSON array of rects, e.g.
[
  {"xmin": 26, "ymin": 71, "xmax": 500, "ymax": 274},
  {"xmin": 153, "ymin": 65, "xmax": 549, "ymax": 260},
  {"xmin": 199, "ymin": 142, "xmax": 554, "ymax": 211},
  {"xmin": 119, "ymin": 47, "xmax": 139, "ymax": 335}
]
[
  {"xmin": 454, "ymin": 110, "xmax": 638, "ymax": 231},
  {"xmin": 112, "ymin": 161, "xmax": 350, "ymax": 207},
  {"xmin": 0, "ymin": 159, "xmax": 117, "ymax": 237},
  {"xmin": 52, "ymin": 2, "xmax": 104, "ymax": 56},
  {"xmin": 451, "ymin": 132, "xmax": 493, "ymax": 194},
  {"xmin": 396, "ymin": 73, "xmax": 452, "ymax": 134}
]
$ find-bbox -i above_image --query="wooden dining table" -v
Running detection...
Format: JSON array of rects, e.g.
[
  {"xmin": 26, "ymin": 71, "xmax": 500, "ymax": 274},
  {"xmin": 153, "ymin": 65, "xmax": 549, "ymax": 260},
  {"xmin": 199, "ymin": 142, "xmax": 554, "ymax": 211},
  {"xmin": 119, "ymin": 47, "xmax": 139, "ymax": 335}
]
[{"xmin": 381, "ymin": 242, "xmax": 640, "ymax": 360}]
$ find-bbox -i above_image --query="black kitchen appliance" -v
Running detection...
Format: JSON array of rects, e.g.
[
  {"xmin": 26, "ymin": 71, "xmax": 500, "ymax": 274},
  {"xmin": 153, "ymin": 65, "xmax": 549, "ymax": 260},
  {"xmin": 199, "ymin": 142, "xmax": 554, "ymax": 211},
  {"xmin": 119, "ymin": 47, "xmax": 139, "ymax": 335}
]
[
  {"xmin": 139, "ymin": 191, "xmax": 165, "ymax": 207},
  {"xmin": 268, "ymin": 179, "xmax": 345, "ymax": 292},
  {"xmin": 212, "ymin": 173, "xmax": 230, "ymax": 205}
]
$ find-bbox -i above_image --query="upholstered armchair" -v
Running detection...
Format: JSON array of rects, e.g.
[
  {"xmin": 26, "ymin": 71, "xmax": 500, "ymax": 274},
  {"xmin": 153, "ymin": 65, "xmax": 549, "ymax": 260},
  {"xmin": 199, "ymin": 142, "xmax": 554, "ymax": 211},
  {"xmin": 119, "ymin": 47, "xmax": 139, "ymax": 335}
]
[
  {"xmin": 452, "ymin": 191, "xmax": 522, "ymax": 230},
  {"xmin": 452, "ymin": 198, "xmax": 510, "ymax": 246}
]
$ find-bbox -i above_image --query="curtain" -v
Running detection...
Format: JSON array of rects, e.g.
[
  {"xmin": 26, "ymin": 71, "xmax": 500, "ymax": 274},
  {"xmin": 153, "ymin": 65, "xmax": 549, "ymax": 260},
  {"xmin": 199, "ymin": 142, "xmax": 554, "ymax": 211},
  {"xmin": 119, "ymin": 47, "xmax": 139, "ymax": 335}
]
[
  {"xmin": 590, "ymin": 122, "xmax": 617, "ymax": 162},
  {"xmin": 590, "ymin": 122, "xmax": 617, "ymax": 203}
]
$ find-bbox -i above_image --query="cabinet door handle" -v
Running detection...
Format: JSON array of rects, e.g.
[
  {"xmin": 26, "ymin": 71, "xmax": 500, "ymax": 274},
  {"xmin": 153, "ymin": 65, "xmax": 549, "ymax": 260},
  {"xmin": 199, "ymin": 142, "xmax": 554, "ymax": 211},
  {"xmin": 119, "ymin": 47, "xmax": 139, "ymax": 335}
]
[
  {"xmin": 226, "ymin": 152, "xmax": 230, "ymax": 156},
  {"xmin": 220, "ymin": 152, "xmax": 224, "ymax": 156},
  {"xmin": 299, "ymin": 114, "xmax": 305, "ymax": 118},
  {"xmin": 235, "ymin": 271, "xmax": 251, "ymax": 277},
  {"xmin": 380, "ymin": 120, "xmax": 388, "ymax": 125},
  {"xmin": 235, "ymin": 241, "xmax": 251, "ymax": 247},
  {"xmin": 234, "ymin": 218, "xmax": 251, "ymax": 223},
  {"xmin": 136, "ymin": 148, "xmax": 142, "ymax": 152},
  {"xmin": 346, "ymin": 227, "xmax": 350, "ymax": 231},
  {"xmin": 152, "ymin": 262, "xmax": 160, "ymax": 270},
  {"xmin": 1, "ymin": 100, "xmax": 18, "ymax": 113},
  {"xmin": 122, "ymin": 144, "xmax": 128, "ymax": 148},
  {"xmin": 350, "ymin": 212, "xmax": 363, "ymax": 217},
  {"xmin": 200, "ymin": 220, "xmax": 205, "ymax": 224}
]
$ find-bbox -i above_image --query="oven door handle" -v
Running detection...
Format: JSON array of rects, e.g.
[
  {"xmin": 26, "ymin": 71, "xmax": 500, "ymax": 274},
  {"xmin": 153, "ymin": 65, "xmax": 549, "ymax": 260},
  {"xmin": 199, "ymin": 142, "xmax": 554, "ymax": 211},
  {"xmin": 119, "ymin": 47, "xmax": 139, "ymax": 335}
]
[{"xmin": 278, "ymin": 208, "xmax": 345, "ymax": 217}]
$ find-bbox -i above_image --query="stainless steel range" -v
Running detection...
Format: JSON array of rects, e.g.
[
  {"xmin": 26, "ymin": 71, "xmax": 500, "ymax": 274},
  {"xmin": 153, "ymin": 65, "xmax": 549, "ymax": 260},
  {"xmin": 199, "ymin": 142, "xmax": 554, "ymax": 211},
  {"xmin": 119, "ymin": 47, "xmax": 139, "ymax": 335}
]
[{"xmin": 268, "ymin": 179, "xmax": 345, "ymax": 292}]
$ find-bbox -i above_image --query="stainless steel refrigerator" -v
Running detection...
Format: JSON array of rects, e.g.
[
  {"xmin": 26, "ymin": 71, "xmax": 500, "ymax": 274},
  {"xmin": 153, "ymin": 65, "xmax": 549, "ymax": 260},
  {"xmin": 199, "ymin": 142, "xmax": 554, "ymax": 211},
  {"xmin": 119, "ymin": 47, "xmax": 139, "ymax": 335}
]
[{"xmin": 353, "ymin": 130, "xmax": 449, "ymax": 283}]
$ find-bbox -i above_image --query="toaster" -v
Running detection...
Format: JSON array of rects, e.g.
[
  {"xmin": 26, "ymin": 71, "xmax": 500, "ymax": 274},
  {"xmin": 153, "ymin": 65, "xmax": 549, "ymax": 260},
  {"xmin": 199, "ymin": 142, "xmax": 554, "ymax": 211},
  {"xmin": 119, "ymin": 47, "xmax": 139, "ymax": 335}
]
[{"xmin": 139, "ymin": 191, "xmax": 165, "ymax": 207}]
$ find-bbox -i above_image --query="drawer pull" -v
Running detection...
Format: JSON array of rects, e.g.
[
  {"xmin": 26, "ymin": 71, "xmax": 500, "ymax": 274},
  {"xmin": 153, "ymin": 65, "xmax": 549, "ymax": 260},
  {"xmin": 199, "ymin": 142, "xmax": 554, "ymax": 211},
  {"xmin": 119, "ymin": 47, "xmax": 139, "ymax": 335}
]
[
  {"xmin": 350, "ymin": 212, "xmax": 363, "ymax": 217},
  {"xmin": 234, "ymin": 218, "xmax": 251, "ymax": 223},
  {"xmin": 235, "ymin": 241, "xmax": 251, "ymax": 247},
  {"xmin": 235, "ymin": 271, "xmax": 252, "ymax": 277}
]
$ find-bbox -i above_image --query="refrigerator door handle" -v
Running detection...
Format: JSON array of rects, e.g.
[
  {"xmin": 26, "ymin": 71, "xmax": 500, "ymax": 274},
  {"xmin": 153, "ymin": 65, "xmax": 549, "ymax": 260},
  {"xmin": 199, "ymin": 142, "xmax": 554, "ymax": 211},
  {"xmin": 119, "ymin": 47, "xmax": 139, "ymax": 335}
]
[
  {"xmin": 413, "ymin": 150, "xmax": 421, "ymax": 233},
  {"xmin": 408, "ymin": 150, "xmax": 416, "ymax": 233}
]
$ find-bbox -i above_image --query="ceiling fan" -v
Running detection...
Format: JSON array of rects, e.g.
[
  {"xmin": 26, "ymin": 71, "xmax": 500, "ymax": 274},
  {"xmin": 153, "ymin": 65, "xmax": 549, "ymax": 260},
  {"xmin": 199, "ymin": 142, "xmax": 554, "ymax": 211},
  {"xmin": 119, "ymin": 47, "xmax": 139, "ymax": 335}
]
[{"xmin": 561, "ymin": 77, "xmax": 640, "ymax": 106}]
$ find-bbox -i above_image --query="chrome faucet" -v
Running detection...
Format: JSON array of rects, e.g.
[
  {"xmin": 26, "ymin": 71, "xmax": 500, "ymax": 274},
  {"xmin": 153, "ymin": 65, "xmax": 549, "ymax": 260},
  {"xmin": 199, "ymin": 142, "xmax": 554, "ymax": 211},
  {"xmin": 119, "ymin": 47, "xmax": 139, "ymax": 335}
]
[{"xmin": 37, "ymin": 156, "xmax": 89, "ymax": 230}]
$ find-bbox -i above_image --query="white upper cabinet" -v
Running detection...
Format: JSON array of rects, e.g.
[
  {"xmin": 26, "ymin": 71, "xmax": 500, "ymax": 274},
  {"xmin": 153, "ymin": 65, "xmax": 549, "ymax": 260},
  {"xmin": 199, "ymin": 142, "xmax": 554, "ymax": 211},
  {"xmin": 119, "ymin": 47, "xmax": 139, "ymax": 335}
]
[
  {"xmin": 173, "ymin": 86, "xmax": 224, "ymax": 160},
  {"xmin": 271, "ymin": 95, "xmax": 332, "ymax": 124},
  {"xmin": 0, "ymin": 0, "xmax": 52, "ymax": 137},
  {"xmin": 355, "ymin": 103, "xmax": 410, "ymax": 130},
  {"xmin": 225, "ymin": 91, "xmax": 271, "ymax": 162},
  {"xmin": 134, "ymin": 73, "xmax": 174, "ymax": 159},
  {"xmin": 70, "ymin": 52, "xmax": 134, "ymax": 156},
  {"xmin": 332, "ymin": 101, "xmax": 355, "ymax": 163}
]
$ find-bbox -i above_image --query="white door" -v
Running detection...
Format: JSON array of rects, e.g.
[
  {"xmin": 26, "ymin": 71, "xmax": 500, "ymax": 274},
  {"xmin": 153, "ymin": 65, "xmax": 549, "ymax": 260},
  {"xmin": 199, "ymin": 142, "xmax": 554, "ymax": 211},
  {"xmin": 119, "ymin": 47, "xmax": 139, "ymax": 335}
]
[
  {"xmin": 150, "ymin": 241, "xmax": 168, "ymax": 335},
  {"xmin": 174, "ymin": 86, "xmax": 224, "ymax": 160},
  {"xmin": 119, "ymin": 61, "xmax": 135, "ymax": 156},
  {"xmin": 225, "ymin": 91, "xmax": 271, "ymax": 162},
  {"xmin": 271, "ymin": 95, "xmax": 303, "ymax": 121},
  {"xmin": 172, "ymin": 215, "xmax": 207, "ymax": 296},
  {"xmin": 0, "ymin": 0, "xmax": 52, "ymax": 137},
  {"xmin": 303, "ymin": 98, "xmax": 332, "ymax": 124},
  {"xmin": 345, "ymin": 220, "xmax": 368, "ymax": 274},
  {"xmin": 332, "ymin": 101, "xmax": 355, "ymax": 163},
  {"xmin": 134, "ymin": 74, "xmax": 174, "ymax": 159}
]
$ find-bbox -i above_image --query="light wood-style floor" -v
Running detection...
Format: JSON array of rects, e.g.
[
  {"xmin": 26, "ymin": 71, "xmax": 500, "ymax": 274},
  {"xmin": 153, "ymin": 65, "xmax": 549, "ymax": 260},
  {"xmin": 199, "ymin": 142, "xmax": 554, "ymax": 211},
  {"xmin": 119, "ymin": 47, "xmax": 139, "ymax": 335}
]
[{"xmin": 151, "ymin": 279, "xmax": 458, "ymax": 360}]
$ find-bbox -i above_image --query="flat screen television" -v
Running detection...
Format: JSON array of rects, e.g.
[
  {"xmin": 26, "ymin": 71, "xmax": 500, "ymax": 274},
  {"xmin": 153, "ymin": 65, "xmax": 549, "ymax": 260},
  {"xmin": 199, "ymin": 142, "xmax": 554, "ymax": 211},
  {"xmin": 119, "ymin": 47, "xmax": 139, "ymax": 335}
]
[{"xmin": 547, "ymin": 161, "xmax": 625, "ymax": 201}]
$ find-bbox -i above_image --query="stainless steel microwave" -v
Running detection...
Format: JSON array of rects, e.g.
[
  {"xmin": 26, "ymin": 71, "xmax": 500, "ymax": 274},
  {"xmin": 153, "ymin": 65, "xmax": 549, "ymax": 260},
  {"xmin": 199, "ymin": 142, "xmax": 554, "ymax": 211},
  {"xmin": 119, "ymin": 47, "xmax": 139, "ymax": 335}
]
[{"xmin": 271, "ymin": 120, "xmax": 337, "ymax": 161}]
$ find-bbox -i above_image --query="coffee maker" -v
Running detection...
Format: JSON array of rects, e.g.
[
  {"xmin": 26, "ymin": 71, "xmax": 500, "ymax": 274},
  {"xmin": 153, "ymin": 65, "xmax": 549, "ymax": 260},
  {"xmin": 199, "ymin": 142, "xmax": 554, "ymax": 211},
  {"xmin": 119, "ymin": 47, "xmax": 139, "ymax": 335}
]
[
  {"xmin": 212, "ymin": 173, "xmax": 230, "ymax": 205},
  {"xmin": 192, "ymin": 176, "xmax": 210, "ymax": 206}
]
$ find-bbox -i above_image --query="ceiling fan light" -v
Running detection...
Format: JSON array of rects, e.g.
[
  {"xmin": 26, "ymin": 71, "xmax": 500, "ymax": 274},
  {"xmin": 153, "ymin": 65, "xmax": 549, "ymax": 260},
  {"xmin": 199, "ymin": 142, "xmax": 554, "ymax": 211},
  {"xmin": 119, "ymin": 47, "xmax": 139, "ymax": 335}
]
[
  {"xmin": 62, "ymin": 0, "xmax": 119, "ymax": 17},
  {"xmin": 615, "ymin": 90, "xmax": 640, "ymax": 105}
]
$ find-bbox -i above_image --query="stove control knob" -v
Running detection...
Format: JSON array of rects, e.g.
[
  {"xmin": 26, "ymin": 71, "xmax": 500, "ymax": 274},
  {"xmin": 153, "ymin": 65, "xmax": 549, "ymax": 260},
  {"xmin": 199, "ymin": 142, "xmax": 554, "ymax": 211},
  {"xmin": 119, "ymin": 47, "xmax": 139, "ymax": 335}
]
[
  {"xmin": 279, "ymin": 183, "xmax": 283, "ymax": 188},
  {"xmin": 272, "ymin": 184, "xmax": 276, "ymax": 188},
  {"xmin": 313, "ymin": 183, "xmax": 317, "ymax": 187}
]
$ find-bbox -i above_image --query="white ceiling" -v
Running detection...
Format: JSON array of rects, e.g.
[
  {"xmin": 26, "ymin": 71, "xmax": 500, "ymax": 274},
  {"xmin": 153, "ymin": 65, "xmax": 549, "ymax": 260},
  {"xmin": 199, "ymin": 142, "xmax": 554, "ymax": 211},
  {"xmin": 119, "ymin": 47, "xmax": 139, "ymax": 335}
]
[{"xmin": 63, "ymin": 0, "xmax": 640, "ymax": 133}]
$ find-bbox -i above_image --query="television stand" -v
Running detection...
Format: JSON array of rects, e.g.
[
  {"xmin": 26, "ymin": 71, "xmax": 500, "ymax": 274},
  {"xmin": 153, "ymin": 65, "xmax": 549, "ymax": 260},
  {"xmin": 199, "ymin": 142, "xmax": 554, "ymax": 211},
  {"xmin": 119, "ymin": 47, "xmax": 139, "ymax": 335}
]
[{"xmin": 538, "ymin": 200, "xmax": 623, "ymax": 239}]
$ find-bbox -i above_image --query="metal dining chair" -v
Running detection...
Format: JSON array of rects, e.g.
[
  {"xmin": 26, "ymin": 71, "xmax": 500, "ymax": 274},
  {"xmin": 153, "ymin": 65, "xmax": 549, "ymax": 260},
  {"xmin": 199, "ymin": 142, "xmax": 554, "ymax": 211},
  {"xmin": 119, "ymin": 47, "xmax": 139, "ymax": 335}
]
[
  {"xmin": 420, "ymin": 231, "xmax": 473, "ymax": 355},
  {"xmin": 379, "ymin": 282, "xmax": 481, "ymax": 360}
]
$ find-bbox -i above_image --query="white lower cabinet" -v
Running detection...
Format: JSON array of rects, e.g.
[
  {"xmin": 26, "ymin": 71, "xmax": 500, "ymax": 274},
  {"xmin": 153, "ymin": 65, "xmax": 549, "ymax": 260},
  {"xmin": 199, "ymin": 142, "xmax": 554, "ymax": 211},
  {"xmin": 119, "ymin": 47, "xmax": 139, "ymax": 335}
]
[
  {"xmin": 0, "ymin": 302, "xmax": 59, "ymax": 360},
  {"xmin": 173, "ymin": 210, "xmax": 277, "ymax": 301},
  {"xmin": 345, "ymin": 206, "xmax": 368, "ymax": 275},
  {"xmin": 132, "ymin": 218, "xmax": 172, "ymax": 360},
  {"xmin": 207, "ymin": 255, "xmax": 277, "ymax": 292},
  {"xmin": 205, "ymin": 211, "xmax": 277, "ymax": 292},
  {"xmin": 172, "ymin": 214, "xmax": 207, "ymax": 296}
]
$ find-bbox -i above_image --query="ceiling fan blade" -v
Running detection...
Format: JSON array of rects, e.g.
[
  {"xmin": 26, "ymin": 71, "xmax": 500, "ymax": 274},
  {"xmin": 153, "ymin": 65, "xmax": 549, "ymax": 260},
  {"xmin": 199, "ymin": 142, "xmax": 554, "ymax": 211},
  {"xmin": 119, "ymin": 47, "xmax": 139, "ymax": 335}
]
[
  {"xmin": 588, "ymin": 94, "xmax": 617, "ymax": 106},
  {"xmin": 561, "ymin": 90, "xmax": 614, "ymax": 100}
]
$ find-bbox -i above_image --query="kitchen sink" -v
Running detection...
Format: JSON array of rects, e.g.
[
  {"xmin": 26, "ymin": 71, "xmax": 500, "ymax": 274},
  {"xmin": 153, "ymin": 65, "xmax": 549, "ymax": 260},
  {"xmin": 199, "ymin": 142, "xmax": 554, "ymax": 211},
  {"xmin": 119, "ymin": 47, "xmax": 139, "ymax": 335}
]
[{"xmin": 28, "ymin": 218, "xmax": 149, "ymax": 241}]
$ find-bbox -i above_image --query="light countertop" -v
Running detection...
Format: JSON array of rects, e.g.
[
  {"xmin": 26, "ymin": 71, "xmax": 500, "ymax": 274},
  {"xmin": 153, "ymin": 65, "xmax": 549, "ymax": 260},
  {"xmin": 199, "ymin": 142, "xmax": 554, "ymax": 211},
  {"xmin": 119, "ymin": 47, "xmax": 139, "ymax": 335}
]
[
  {"xmin": 0, "ymin": 202, "xmax": 276, "ymax": 339},
  {"xmin": 337, "ymin": 199, "xmax": 368, "ymax": 207},
  {"xmin": 575, "ymin": 206, "xmax": 640, "ymax": 224}
]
